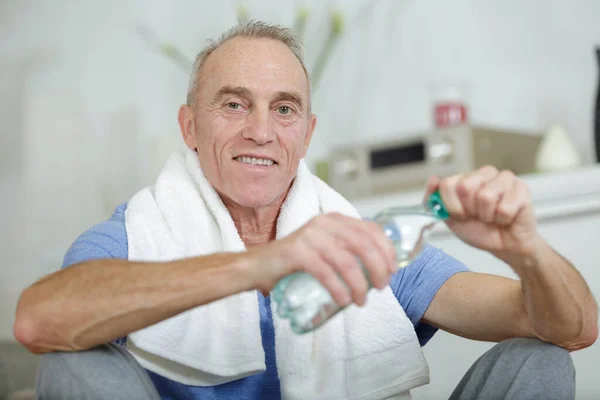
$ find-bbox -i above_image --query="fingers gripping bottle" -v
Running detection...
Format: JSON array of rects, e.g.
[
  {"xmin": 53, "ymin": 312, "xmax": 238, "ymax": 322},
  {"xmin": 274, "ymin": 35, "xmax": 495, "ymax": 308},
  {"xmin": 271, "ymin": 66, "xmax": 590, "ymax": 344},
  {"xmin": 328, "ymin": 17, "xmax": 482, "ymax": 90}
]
[{"xmin": 271, "ymin": 191, "xmax": 449, "ymax": 334}]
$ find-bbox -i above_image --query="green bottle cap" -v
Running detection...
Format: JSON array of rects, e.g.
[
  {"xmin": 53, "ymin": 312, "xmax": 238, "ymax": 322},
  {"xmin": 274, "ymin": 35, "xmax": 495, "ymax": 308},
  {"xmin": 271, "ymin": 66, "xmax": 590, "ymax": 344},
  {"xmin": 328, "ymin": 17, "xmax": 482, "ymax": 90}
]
[{"xmin": 426, "ymin": 190, "xmax": 450, "ymax": 220}]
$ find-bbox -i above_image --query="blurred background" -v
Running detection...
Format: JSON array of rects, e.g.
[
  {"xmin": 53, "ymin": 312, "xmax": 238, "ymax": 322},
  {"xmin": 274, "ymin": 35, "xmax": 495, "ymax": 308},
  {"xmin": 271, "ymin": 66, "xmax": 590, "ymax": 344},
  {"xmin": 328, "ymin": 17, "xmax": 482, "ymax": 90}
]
[{"xmin": 1, "ymin": 0, "xmax": 600, "ymax": 399}]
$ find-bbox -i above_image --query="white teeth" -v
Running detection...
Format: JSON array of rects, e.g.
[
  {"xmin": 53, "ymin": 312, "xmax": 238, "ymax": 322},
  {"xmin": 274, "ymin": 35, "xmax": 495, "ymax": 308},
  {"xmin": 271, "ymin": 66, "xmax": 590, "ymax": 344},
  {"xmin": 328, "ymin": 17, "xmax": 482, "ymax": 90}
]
[{"xmin": 236, "ymin": 156, "xmax": 274, "ymax": 166}]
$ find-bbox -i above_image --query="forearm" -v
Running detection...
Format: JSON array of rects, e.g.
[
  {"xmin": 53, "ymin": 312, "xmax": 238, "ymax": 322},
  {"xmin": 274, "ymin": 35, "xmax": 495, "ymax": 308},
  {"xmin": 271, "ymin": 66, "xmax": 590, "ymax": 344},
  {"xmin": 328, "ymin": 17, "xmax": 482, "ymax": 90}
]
[
  {"xmin": 14, "ymin": 253, "xmax": 253, "ymax": 353},
  {"xmin": 497, "ymin": 235, "xmax": 599, "ymax": 350}
]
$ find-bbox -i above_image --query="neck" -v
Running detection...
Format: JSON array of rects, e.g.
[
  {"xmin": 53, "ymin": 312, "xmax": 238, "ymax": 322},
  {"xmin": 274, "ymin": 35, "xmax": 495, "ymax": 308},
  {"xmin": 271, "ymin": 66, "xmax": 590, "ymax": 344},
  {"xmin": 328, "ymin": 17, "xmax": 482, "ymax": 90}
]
[{"xmin": 221, "ymin": 196, "xmax": 286, "ymax": 248}]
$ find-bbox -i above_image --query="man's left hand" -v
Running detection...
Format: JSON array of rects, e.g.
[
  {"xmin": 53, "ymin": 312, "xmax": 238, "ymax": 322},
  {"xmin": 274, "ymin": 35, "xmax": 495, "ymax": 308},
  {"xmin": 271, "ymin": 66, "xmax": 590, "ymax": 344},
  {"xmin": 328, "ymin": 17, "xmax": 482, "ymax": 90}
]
[{"xmin": 425, "ymin": 166, "xmax": 540, "ymax": 258}]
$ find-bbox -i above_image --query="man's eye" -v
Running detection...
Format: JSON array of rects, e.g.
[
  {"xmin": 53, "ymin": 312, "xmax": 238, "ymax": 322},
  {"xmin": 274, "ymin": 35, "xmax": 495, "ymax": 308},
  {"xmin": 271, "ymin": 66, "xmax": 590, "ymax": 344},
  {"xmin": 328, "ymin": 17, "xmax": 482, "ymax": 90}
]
[
  {"xmin": 278, "ymin": 106, "xmax": 291, "ymax": 115},
  {"xmin": 227, "ymin": 102, "xmax": 241, "ymax": 110}
]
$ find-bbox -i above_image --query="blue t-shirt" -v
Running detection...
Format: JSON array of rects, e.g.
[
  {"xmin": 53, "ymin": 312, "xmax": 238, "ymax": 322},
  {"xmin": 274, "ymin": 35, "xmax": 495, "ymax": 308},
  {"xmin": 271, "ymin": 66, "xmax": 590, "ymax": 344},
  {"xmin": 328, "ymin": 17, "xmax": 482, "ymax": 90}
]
[{"xmin": 62, "ymin": 203, "xmax": 469, "ymax": 400}]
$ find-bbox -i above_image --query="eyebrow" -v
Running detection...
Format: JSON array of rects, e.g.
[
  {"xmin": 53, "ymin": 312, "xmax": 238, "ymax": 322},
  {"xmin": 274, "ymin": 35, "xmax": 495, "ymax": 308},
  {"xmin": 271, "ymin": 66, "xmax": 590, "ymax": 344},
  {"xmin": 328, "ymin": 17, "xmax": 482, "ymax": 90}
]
[
  {"xmin": 213, "ymin": 86, "xmax": 252, "ymax": 103},
  {"xmin": 272, "ymin": 91, "xmax": 304, "ymax": 112}
]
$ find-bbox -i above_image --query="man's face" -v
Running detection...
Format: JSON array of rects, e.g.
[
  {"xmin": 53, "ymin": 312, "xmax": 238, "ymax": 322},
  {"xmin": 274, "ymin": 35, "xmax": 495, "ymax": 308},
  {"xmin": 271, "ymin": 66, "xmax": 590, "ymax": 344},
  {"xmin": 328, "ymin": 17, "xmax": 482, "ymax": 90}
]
[{"xmin": 180, "ymin": 37, "xmax": 316, "ymax": 209}]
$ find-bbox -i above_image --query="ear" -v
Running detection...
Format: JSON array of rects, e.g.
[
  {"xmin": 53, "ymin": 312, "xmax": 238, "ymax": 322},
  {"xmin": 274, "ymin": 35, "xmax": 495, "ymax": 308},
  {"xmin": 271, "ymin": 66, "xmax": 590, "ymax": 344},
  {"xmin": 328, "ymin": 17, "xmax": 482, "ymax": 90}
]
[
  {"xmin": 301, "ymin": 113, "xmax": 317, "ymax": 158},
  {"xmin": 178, "ymin": 104, "xmax": 197, "ymax": 151}
]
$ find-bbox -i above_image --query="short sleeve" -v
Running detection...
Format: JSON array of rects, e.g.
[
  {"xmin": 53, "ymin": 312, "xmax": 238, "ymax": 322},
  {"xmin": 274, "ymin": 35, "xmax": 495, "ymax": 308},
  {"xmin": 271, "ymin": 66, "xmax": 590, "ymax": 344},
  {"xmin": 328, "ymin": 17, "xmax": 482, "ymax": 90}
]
[
  {"xmin": 61, "ymin": 203, "xmax": 129, "ymax": 268},
  {"xmin": 389, "ymin": 244, "xmax": 469, "ymax": 345}
]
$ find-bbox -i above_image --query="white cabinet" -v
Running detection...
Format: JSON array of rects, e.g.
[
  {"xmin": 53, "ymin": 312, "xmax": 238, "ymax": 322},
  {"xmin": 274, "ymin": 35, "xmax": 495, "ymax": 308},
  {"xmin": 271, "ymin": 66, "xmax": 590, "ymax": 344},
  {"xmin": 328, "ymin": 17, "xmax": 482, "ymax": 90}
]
[{"xmin": 351, "ymin": 166, "xmax": 600, "ymax": 400}]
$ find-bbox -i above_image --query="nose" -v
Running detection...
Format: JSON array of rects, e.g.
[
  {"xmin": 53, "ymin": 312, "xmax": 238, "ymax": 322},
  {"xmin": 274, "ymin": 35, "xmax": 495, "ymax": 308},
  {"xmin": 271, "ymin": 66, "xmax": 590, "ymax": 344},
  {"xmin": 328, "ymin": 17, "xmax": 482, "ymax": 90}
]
[{"xmin": 242, "ymin": 107, "xmax": 275, "ymax": 145}]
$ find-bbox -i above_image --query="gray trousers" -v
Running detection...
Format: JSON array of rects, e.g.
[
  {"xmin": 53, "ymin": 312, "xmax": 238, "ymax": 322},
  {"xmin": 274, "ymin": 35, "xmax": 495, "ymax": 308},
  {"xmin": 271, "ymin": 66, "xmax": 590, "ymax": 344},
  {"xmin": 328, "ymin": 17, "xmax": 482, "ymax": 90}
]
[{"xmin": 36, "ymin": 338, "xmax": 575, "ymax": 400}]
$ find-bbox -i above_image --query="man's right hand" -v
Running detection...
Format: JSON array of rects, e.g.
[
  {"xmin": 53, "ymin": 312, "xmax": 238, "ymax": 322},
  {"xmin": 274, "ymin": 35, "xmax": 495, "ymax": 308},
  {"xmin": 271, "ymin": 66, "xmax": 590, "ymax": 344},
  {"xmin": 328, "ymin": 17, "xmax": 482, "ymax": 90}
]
[{"xmin": 246, "ymin": 213, "xmax": 397, "ymax": 307}]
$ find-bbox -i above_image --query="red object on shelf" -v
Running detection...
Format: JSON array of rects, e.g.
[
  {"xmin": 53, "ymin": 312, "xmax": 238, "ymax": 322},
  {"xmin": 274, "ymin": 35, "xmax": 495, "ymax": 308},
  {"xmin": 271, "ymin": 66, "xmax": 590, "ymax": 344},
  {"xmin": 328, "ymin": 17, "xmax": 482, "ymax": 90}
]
[{"xmin": 434, "ymin": 102, "xmax": 468, "ymax": 127}]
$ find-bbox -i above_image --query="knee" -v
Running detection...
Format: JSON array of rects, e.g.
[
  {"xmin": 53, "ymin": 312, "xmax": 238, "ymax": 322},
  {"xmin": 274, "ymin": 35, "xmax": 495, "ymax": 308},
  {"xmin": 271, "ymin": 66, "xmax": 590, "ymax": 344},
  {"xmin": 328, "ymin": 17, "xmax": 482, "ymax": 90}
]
[
  {"xmin": 36, "ymin": 348, "xmax": 87, "ymax": 399},
  {"xmin": 37, "ymin": 344, "xmax": 113, "ymax": 379},
  {"xmin": 456, "ymin": 338, "xmax": 576, "ymax": 400},
  {"xmin": 496, "ymin": 337, "xmax": 574, "ymax": 373},
  {"xmin": 36, "ymin": 344, "xmax": 149, "ymax": 400},
  {"xmin": 496, "ymin": 337, "xmax": 575, "ymax": 396},
  {"xmin": 36, "ymin": 345, "xmax": 111, "ymax": 399}
]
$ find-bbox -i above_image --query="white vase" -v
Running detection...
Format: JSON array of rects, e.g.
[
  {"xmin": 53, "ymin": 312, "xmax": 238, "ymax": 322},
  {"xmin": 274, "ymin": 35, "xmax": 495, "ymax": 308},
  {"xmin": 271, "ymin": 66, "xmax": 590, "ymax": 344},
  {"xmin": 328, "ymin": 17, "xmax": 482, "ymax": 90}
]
[{"xmin": 534, "ymin": 125, "xmax": 582, "ymax": 173}]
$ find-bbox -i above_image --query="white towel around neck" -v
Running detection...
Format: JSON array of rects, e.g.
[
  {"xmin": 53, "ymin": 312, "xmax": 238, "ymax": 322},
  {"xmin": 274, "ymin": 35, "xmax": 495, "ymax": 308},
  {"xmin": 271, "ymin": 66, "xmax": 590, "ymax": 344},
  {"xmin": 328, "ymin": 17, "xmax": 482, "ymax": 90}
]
[{"xmin": 124, "ymin": 150, "xmax": 430, "ymax": 399}]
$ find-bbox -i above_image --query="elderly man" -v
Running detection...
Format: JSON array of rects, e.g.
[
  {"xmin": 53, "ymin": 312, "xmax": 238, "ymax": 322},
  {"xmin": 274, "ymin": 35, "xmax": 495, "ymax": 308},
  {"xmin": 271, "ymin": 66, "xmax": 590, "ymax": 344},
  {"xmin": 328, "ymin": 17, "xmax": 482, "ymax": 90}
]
[{"xmin": 14, "ymin": 21, "xmax": 597, "ymax": 400}]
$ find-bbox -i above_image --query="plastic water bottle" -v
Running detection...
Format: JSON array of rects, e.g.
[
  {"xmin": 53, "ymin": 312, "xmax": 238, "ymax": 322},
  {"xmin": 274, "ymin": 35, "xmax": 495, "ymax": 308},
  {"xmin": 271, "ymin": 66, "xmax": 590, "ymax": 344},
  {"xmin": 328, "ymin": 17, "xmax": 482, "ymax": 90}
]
[{"xmin": 271, "ymin": 190, "xmax": 449, "ymax": 334}]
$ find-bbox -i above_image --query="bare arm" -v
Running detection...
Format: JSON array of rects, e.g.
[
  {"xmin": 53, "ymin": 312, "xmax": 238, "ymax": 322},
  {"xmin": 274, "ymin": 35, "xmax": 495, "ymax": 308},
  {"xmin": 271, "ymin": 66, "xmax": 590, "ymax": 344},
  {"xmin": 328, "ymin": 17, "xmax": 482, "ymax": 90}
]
[
  {"xmin": 14, "ymin": 253, "xmax": 253, "ymax": 354},
  {"xmin": 423, "ymin": 245, "xmax": 599, "ymax": 351},
  {"xmin": 14, "ymin": 212, "xmax": 397, "ymax": 355},
  {"xmin": 422, "ymin": 272, "xmax": 531, "ymax": 343},
  {"xmin": 422, "ymin": 167, "xmax": 598, "ymax": 351},
  {"xmin": 497, "ymin": 237, "xmax": 598, "ymax": 350}
]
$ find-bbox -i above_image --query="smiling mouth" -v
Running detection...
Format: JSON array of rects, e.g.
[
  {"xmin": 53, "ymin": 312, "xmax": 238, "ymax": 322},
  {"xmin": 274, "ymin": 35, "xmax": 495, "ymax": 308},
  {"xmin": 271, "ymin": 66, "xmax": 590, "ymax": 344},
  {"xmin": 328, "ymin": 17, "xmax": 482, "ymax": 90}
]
[{"xmin": 234, "ymin": 156, "xmax": 276, "ymax": 166}]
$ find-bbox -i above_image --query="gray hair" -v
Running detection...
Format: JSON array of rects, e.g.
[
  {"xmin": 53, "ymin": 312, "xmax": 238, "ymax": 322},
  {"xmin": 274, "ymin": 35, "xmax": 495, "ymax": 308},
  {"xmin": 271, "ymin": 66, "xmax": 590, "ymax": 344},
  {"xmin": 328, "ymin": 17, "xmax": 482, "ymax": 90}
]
[{"xmin": 186, "ymin": 20, "xmax": 311, "ymax": 111}]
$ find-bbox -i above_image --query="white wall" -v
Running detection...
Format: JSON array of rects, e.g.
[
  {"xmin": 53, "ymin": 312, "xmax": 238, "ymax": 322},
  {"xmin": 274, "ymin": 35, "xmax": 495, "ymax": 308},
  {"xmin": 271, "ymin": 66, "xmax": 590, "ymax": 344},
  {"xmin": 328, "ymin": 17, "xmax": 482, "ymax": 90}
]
[
  {"xmin": 308, "ymin": 0, "xmax": 600, "ymax": 167},
  {"xmin": 1, "ymin": 0, "xmax": 599, "ymax": 396},
  {"xmin": 1, "ymin": 0, "xmax": 142, "ymax": 341}
]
